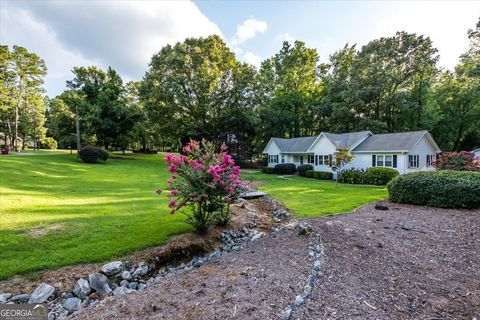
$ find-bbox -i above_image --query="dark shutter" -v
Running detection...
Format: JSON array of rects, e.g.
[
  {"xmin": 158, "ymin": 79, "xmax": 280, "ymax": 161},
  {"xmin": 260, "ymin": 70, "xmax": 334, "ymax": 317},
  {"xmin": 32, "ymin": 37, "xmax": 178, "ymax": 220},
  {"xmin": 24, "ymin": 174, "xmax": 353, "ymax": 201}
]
[
  {"xmin": 372, "ymin": 155, "xmax": 376, "ymax": 167},
  {"xmin": 328, "ymin": 154, "xmax": 333, "ymax": 167},
  {"xmin": 315, "ymin": 155, "xmax": 318, "ymax": 166},
  {"xmin": 393, "ymin": 155, "xmax": 397, "ymax": 168}
]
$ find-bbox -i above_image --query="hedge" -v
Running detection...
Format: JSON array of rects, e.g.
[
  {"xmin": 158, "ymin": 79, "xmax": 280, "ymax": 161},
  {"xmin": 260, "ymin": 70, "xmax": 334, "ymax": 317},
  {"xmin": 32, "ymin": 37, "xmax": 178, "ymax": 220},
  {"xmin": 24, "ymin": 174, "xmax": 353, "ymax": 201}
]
[
  {"xmin": 305, "ymin": 170, "xmax": 314, "ymax": 178},
  {"xmin": 273, "ymin": 163, "xmax": 296, "ymax": 174},
  {"xmin": 297, "ymin": 164, "xmax": 313, "ymax": 177},
  {"xmin": 313, "ymin": 171, "xmax": 333, "ymax": 180},
  {"xmin": 338, "ymin": 167, "xmax": 399, "ymax": 185},
  {"xmin": 387, "ymin": 170, "xmax": 480, "ymax": 209},
  {"xmin": 79, "ymin": 146, "xmax": 109, "ymax": 163}
]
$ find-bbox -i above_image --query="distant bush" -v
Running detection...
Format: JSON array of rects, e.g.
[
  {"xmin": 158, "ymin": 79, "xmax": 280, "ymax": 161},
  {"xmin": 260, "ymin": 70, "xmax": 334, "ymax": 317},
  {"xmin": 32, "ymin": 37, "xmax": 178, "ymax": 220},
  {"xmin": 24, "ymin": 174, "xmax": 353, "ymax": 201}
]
[
  {"xmin": 262, "ymin": 167, "xmax": 274, "ymax": 174},
  {"xmin": 273, "ymin": 163, "xmax": 296, "ymax": 174},
  {"xmin": 40, "ymin": 137, "xmax": 58, "ymax": 150},
  {"xmin": 338, "ymin": 168, "xmax": 366, "ymax": 184},
  {"xmin": 365, "ymin": 167, "xmax": 399, "ymax": 185},
  {"xmin": 313, "ymin": 171, "xmax": 333, "ymax": 180},
  {"xmin": 297, "ymin": 164, "xmax": 313, "ymax": 177},
  {"xmin": 79, "ymin": 146, "xmax": 108, "ymax": 163},
  {"xmin": 436, "ymin": 151, "xmax": 480, "ymax": 171},
  {"xmin": 305, "ymin": 170, "xmax": 314, "ymax": 178},
  {"xmin": 387, "ymin": 170, "xmax": 480, "ymax": 209}
]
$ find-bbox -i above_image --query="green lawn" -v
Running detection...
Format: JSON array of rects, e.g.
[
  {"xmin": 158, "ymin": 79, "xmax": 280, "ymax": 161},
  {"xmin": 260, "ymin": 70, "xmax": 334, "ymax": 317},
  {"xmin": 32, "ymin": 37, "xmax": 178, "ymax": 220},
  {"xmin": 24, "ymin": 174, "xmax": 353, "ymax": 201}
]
[
  {"xmin": 0, "ymin": 152, "xmax": 386, "ymax": 280},
  {"xmin": 241, "ymin": 171, "xmax": 387, "ymax": 217},
  {"xmin": 0, "ymin": 151, "xmax": 191, "ymax": 280}
]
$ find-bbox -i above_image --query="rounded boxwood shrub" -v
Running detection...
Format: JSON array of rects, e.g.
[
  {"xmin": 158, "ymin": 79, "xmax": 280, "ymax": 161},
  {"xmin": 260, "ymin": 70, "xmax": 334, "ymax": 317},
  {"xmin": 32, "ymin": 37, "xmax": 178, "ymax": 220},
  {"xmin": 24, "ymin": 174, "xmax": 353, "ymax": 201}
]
[
  {"xmin": 262, "ymin": 167, "xmax": 274, "ymax": 174},
  {"xmin": 365, "ymin": 167, "xmax": 399, "ymax": 185},
  {"xmin": 305, "ymin": 170, "xmax": 314, "ymax": 178},
  {"xmin": 273, "ymin": 163, "xmax": 296, "ymax": 174},
  {"xmin": 313, "ymin": 171, "xmax": 333, "ymax": 180},
  {"xmin": 298, "ymin": 164, "xmax": 313, "ymax": 177},
  {"xmin": 387, "ymin": 170, "xmax": 480, "ymax": 209},
  {"xmin": 338, "ymin": 168, "xmax": 366, "ymax": 184},
  {"xmin": 79, "ymin": 146, "xmax": 109, "ymax": 163}
]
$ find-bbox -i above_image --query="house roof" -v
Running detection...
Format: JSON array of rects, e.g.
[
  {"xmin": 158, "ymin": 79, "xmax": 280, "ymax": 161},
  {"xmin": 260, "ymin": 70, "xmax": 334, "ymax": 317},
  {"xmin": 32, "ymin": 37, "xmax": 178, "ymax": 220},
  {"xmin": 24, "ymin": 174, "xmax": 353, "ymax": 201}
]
[
  {"xmin": 352, "ymin": 130, "xmax": 439, "ymax": 152},
  {"xmin": 322, "ymin": 131, "xmax": 371, "ymax": 148},
  {"xmin": 270, "ymin": 136, "xmax": 317, "ymax": 153}
]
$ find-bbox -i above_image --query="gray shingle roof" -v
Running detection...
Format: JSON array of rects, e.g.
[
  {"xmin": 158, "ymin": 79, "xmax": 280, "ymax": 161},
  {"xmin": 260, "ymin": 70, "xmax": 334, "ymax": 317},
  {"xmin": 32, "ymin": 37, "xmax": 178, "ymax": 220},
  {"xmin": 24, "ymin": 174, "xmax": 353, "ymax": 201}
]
[
  {"xmin": 271, "ymin": 136, "xmax": 317, "ymax": 153},
  {"xmin": 323, "ymin": 131, "xmax": 371, "ymax": 148},
  {"xmin": 352, "ymin": 130, "xmax": 429, "ymax": 152}
]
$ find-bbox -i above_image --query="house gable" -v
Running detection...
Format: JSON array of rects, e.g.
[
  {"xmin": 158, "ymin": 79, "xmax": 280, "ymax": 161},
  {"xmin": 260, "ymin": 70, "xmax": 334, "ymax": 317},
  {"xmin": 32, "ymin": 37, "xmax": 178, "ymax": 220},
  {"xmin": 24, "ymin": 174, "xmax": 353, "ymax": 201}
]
[{"xmin": 262, "ymin": 138, "xmax": 281, "ymax": 154}]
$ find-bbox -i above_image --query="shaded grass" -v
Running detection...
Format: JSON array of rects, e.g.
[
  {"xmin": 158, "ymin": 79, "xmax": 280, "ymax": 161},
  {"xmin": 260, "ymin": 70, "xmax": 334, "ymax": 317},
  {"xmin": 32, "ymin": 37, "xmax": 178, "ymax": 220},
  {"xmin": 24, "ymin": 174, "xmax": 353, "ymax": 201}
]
[
  {"xmin": 241, "ymin": 172, "xmax": 387, "ymax": 217},
  {"xmin": 0, "ymin": 151, "xmax": 190, "ymax": 280}
]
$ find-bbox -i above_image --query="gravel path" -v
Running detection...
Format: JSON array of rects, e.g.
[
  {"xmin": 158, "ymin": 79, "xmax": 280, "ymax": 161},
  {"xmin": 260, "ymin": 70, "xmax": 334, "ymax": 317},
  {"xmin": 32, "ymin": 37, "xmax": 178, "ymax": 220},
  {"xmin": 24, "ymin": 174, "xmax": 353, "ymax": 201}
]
[{"xmin": 74, "ymin": 201, "xmax": 480, "ymax": 319}]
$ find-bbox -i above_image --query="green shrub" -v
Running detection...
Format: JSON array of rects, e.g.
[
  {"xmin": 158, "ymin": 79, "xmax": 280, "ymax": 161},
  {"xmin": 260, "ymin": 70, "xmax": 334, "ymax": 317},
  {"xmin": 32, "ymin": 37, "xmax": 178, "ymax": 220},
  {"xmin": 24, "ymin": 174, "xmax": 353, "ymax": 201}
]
[
  {"xmin": 365, "ymin": 167, "xmax": 399, "ymax": 185},
  {"xmin": 313, "ymin": 171, "xmax": 333, "ymax": 180},
  {"xmin": 305, "ymin": 170, "xmax": 314, "ymax": 178},
  {"xmin": 262, "ymin": 167, "xmax": 274, "ymax": 174},
  {"xmin": 273, "ymin": 163, "xmax": 296, "ymax": 174},
  {"xmin": 79, "ymin": 146, "xmax": 108, "ymax": 163},
  {"xmin": 387, "ymin": 170, "xmax": 480, "ymax": 209},
  {"xmin": 297, "ymin": 164, "xmax": 313, "ymax": 177},
  {"xmin": 40, "ymin": 137, "xmax": 58, "ymax": 150},
  {"xmin": 338, "ymin": 168, "xmax": 366, "ymax": 184}
]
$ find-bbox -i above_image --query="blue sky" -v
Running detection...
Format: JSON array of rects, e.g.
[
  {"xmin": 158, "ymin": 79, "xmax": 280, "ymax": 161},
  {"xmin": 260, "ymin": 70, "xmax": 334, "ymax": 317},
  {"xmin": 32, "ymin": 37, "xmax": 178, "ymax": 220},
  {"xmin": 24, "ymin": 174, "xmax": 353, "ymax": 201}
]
[{"xmin": 1, "ymin": 0, "xmax": 479, "ymax": 97}]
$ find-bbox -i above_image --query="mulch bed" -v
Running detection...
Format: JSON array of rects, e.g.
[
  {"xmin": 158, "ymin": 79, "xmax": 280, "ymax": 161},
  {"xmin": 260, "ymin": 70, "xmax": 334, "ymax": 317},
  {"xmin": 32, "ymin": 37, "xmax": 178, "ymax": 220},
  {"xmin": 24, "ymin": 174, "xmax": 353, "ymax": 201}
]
[{"xmin": 73, "ymin": 201, "xmax": 480, "ymax": 319}]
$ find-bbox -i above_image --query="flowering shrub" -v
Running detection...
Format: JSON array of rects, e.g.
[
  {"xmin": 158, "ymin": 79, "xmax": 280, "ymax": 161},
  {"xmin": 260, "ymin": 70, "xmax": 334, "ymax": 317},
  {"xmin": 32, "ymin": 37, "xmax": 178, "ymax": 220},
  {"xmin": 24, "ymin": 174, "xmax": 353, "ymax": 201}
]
[
  {"xmin": 435, "ymin": 152, "xmax": 480, "ymax": 171},
  {"xmin": 161, "ymin": 140, "xmax": 242, "ymax": 233}
]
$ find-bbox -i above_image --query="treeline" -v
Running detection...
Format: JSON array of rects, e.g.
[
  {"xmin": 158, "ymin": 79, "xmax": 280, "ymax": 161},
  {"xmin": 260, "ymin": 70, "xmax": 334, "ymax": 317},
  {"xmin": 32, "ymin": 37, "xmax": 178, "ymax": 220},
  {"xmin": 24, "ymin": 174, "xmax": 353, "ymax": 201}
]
[{"xmin": 1, "ymin": 19, "xmax": 479, "ymax": 157}]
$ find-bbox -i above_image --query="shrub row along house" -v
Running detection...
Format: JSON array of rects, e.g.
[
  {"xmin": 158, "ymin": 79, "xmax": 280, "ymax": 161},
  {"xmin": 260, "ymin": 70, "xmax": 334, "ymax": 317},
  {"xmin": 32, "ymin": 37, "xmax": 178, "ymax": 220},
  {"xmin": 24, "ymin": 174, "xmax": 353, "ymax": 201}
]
[{"xmin": 263, "ymin": 130, "xmax": 441, "ymax": 175}]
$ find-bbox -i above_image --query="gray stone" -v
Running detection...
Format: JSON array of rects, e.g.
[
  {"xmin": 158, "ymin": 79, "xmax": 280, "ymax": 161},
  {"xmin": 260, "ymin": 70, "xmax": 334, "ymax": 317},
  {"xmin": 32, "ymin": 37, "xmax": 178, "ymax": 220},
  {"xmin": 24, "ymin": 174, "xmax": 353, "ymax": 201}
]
[
  {"xmin": 121, "ymin": 271, "xmax": 132, "ymax": 280},
  {"xmin": 137, "ymin": 284, "xmax": 146, "ymax": 290},
  {"xmin": 63, "ymin": 297, "xmax": 81, "ymax": 311},
  {"xmin": 48, "ymin": 304, "xmax": 67, "ymax": 320},
  {"xmin": 73, "ymin": 278, "xmax": 91, "ymax": 299},
  {"xmin": 9, "ymin": 294, "xmax": 30, "ymax": 303},
  {"xmin": 294, "ymin": 294, "xmax": 304, "ymax": 306},
  {"xmin": 29, "ymin": 283, "xmax": 55, "ymax": 304},
  {"xmin": 313, "ymin": 260, "xmax": 321, "ymax": 272},
  {"xmin": 101, "ymin": 261, "xmax": 123, "ymax": 276},
  {"xmin": 88, "ymin": 273, "xmax": 111, "ymax": 295},
  {"xmin": 239, "ymin": 191, "xmax": 266, "ymax": 199},
  {"xmin": 127, "ymin": 282, "xmax": 138, "ymax": 290},
  {"xmin": 113, "ymin": 286, "xmax": 134, "ymax": 296},
  {"xmin": 120, "ymin": 280, "xmax": 129, "ymax": 287},
  {"xmin": 209, "ymin": 251, "xmax": 221, "ymax": 260},
  {"xmin": 251, "ymin": 232, "xmax": 264, "ymax": 241},
  {"xmin": 132, "ymin": 265, "xmax": 147, "ymax": 278},
  {"xmin": 0, "ymin": 293, "xmax": 12, "ymax": 304}
]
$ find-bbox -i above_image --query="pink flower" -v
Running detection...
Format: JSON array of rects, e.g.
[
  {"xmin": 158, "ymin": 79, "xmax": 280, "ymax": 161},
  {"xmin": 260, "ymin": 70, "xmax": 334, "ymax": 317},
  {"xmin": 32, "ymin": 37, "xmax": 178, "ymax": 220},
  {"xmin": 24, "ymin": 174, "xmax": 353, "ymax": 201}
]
[
  {"xmin": 164, "ymin": 154, "xmax": 175, "ymax": 164},
  {"xmin": 222, "ymin": 154, "xmax": 234, "ymax": 167},
  {"xmin": 188, "ymin": 159, "xmax": 205, "ymax": 171},
  {"xmin": 168, "ymin": 200, "xmax": 177, "ymax": 208},
  {"xmin": 168, "ymin": 164, "xmax": 176, "ymax": 173},
  {"xmin": 171, "ymin": 190, "xmax": 178, "ymax": 196}
]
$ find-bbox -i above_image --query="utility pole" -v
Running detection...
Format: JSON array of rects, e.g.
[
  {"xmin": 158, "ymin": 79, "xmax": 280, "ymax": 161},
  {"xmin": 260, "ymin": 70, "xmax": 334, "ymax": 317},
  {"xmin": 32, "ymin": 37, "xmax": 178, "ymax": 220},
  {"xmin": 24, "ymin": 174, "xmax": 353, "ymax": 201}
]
[{"xmin": 75, "ymin": 103, "xmax": 81, "ymax": 156}]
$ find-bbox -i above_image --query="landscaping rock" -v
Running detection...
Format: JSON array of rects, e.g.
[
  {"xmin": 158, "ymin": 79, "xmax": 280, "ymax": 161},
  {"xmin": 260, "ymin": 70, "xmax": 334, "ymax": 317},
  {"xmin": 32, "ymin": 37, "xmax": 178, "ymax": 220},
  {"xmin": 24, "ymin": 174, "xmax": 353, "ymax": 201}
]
[
  {"xmin": 101, "ymin": 261, "xmax": 123, "ymax": 276},
  {"xmin": 0, "ymin": 293, "xmax": 12, "ymax": 304},
  {"xmin": 375, "ymin": 204, "xmax": 389, "ymax": 211},
  {"xmin": 63, "ymin": 297, "xmax": 81, "ymax": 311},
  {"xmin": 88, "ymin": 273, "xmax": 111, "ymax": 295},
  {"xmin": 121, "ymin": 271, "xmax": 132, "ymax": 280},
  {"xmin": 73, "ymin": 278, "xmax": 91, "ymax": 299},
  {"xmin": 48, "ymin": 304, "xmax": 68, "ymax": 320},
  {"xmin": 113, "ymin": 286, "xmax": 134, "ymax": 296},
  {"xmin": 29, "ymin": 283, "xmax": 55, "ymax": 304},
  {"xmin": 9, "ymin": 294, "xmax": 30, "ymax": 304},
  {"xmin": 127, "ymin": 282, "xmax": 138, "ymax": 290}
]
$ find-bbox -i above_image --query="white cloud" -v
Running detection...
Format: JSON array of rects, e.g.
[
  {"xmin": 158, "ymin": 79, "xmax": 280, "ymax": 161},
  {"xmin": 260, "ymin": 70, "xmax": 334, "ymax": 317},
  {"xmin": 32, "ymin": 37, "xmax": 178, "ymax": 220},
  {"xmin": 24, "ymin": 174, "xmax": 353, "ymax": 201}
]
[
  {"xmin": 233, "ymin": 47, "xmax": 243, "ymax": 55},
  {"xmin": 276, "ymin": 33, "xmax": 294, "ymax": 43},
  {"xmin": 1, "ymin": 0, "xmax": 222, "ymax": 96},
  {"xmin": 373, "ymin": 1, "xmax": 480, "ymax": 70},
  {"xmin": 243, "ymin": 52, "xmax": 262, "ymax": 69},
  {"xmin": 232, "ymin": 18, "xmax": 267, "ymax": 45}
]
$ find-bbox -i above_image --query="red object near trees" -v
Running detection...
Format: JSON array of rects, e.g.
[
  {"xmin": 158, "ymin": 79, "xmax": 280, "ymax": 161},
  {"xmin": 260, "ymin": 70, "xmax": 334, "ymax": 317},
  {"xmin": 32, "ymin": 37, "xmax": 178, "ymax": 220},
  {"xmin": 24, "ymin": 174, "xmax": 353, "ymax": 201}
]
[
  {"xmin": 435, "ymin": 151, "xmax": 480, "ymax": 171},
  {"xmin": 1, "ymin": 147, "xmax": 9, "ymax": 155}
]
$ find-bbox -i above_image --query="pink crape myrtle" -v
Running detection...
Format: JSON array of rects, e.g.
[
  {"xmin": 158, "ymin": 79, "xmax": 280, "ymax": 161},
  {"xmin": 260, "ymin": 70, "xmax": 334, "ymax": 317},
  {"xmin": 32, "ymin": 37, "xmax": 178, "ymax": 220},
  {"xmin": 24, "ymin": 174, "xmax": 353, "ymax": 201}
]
[
  {"xmin": 159, "ymin": 139, "xmax": 243, "ymax": 233},
  {"xmin": 435, "ymin": 151, "xmax": 480, "ymax": 172}
]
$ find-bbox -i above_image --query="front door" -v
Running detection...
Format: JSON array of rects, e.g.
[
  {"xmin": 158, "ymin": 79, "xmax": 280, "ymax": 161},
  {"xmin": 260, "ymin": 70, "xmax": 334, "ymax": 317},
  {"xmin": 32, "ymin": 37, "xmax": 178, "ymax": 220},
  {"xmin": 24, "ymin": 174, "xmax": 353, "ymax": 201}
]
[{"xmin": 300, "ymin": 156, "xmax": 304, "ymax": 165}]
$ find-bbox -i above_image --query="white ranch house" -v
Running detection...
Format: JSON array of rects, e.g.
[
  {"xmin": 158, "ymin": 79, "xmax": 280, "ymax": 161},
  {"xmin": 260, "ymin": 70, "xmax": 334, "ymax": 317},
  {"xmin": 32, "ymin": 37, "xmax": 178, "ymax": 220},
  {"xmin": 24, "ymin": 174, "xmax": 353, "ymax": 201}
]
[{"xmin": 263, "ymin": 130, "xmax": 441, "ymax": 175}]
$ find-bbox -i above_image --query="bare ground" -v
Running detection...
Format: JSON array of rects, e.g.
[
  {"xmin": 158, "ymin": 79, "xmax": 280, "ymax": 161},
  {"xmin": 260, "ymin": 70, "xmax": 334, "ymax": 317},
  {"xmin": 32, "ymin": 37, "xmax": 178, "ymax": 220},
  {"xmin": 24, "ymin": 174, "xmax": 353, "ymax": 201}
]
[{"xmin": 72, "ymin": 201, "xmax": 480, "ymax": 319}]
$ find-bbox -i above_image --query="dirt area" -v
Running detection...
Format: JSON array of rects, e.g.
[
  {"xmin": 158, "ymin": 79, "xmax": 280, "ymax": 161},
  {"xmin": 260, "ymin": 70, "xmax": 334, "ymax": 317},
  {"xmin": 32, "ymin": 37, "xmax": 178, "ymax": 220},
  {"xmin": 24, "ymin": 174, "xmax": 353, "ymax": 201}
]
[
  {"xmin": 73, "ymin": 201, "xmax": 480, "ymax": 320},
  {"xmin": 0, "ymin": 197, "xmax": 277, "ymax": 296}
]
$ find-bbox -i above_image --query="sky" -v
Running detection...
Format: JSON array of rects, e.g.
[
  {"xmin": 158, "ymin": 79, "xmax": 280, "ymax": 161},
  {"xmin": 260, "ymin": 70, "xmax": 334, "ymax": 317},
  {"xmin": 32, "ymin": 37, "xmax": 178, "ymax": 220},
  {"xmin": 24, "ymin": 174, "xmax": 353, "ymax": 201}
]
[{"xmin": 1, "ymin": 0, "xmax": 479, "ymax": 97}]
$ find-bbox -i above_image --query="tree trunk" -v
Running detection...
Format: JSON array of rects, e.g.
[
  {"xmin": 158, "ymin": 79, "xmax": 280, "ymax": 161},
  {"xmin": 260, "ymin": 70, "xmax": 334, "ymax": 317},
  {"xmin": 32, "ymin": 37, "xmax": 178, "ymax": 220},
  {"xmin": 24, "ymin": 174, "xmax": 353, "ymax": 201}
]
[{"xmin": 75, "ymin": 103, "xmax": 81, "ymax": 155}]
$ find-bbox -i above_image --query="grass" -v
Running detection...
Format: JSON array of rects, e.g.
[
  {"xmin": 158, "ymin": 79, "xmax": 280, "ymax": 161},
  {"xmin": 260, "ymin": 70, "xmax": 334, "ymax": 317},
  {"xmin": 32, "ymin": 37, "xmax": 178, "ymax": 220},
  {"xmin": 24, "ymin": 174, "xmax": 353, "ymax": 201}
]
[
  {"xmin": 241, "ymin": 172, "xmax": 387, "ymax": 217},
  {"xmin": 0, "ymin": 151, "xmax": 386, "ymax": 280},
  {"xmin": 0, "ymin": 151, "xmax": 191, "ymax": 280}
]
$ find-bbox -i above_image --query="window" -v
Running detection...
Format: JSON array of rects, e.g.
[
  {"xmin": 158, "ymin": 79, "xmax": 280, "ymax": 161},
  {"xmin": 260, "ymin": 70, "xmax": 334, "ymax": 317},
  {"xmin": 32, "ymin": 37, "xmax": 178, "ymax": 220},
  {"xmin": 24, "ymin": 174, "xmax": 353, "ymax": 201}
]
[
  {"xmin": 299, "ymin": 156, "xmax": 304, "ymax": 165},
  {"xmin": 373, "ymin": 155, "xmax": 396, "ymax": 168},
  {"xmin": 409, "ymin": 155, "xmax": 419, "ymax": 168},
  {"xmin": 376, "ymin": 155, "xmax": 384, "ymax": 167},
  {"xmin": 315, "ymin": 155, "xmax": 329, "ymax": 166},
  {"xmin": 268, "ymin": 155, "xmax": 279, "ymax": 164},
  {"xmin": 308, "ymin": 155, "xmax": 314, "ymax": 164},
  {"xmin": 385, "ymin": 155, "xmax": 392, "ymax": 167},
  {"xmin": 275, "ymin": 155, "xmax": 279, "ymax": 163},
  {"xmin": 281, "ymin": 155, "xmax": 285, "ymax": 163},
  {"xmin": 426, "ymin": 154, "xmax": 435, "ymax": 167}
]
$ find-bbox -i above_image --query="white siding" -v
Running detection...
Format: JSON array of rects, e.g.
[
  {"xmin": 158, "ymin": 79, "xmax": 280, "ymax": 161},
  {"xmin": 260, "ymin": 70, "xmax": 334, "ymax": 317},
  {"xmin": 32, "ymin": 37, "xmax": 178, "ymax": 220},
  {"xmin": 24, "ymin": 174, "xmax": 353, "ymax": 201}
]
[
  {"xmin": 406, "ymin": 136, "xmax": 438, "ymax": 173},
  {"xmin": 309, "ymin": 136, "xmax": 336, "ymax": 172},
  {"xmin": 264, "ymin": 141, "xmax": 281, "ymax": 168},
  {"xmin": 349, "ymin": 153, "xmax": 407, "ymax": 174}
]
